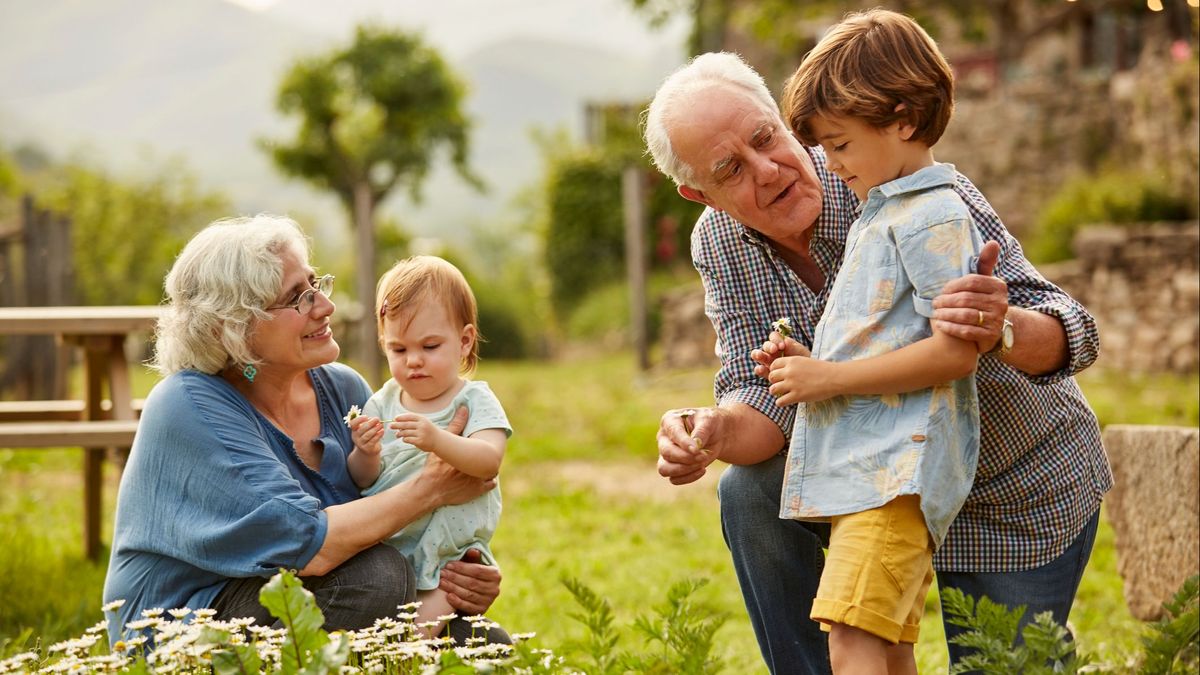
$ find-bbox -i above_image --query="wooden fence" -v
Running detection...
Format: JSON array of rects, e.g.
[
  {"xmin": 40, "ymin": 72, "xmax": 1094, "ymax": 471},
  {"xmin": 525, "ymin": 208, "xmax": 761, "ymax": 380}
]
[{"xmin": 0, "ymin": 195, "xmax": 74, "ymax": 399}]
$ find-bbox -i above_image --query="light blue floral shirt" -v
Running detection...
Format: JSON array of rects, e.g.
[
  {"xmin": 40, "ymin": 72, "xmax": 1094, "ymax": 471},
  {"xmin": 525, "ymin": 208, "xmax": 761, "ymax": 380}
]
[{"xmin": 780, "ymin": 163, "xmax": 983, "ymax": 548}]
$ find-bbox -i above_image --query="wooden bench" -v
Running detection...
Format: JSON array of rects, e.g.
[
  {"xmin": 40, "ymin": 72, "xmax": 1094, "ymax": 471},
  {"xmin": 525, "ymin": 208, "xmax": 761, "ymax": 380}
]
[
  {"xmin": 0, "ymin": 418, "xmax": 141, "ymax": 561},
  {"xmin": 0, "ymin": 399, "xmax": 146, "ymax": 422}
]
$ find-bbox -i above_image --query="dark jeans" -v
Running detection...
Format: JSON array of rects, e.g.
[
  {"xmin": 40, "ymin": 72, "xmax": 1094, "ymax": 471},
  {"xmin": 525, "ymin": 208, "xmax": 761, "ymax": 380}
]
[
  {"xmin": 717, "ymin": 454, "xmax": 1099, "ymax": 675},
  {"xmin": 211, "ymin": 544, "xmax": 511, "ymax": 645},
  {"xmin": 938, "ymin": 509, "xmax": 1099, "ymax": 668}
]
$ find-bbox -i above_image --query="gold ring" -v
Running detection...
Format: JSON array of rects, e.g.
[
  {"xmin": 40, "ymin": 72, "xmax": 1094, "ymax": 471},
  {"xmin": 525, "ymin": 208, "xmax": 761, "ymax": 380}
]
[{"xmin": 977, "ymin": 310, "xmax": 985, "ymax": 327}]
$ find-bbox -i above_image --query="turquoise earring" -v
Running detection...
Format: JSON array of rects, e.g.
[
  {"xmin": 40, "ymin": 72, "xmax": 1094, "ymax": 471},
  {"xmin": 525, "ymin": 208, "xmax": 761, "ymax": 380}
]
[{"xmin": 242, "ymin": 364, "xmax": 258, "ymax": 383}]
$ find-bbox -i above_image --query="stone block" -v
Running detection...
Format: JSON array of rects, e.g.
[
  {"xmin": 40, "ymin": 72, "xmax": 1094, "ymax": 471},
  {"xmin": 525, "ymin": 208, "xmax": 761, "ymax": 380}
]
[{"xmin": 1102, "ymin": 425, "xmax": 1200, "ymax": 620}]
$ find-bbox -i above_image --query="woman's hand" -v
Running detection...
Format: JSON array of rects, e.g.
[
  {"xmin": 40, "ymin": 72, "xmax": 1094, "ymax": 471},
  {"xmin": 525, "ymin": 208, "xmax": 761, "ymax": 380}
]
[
  {"xmin": 440, "ymin": 548, "xmax": 501, "ymax": 615},
  {"xmin": 417, "ymin": 452, "xmax": 494, "ymax": 508}
]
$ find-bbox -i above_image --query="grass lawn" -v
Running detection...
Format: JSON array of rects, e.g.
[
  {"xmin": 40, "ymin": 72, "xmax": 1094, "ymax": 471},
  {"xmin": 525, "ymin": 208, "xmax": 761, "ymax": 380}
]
[{"xmin": 1, "ymin": 354, "xmax": 1196, "ymax": 671}]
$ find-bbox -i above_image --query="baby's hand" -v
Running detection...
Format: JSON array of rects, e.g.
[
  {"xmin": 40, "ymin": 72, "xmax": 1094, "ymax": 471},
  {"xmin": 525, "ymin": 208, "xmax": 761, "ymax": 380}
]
[
  {"xmin": 348, "ymin": 415, "xmax": 385, "ymax": 455},
  {"xmin": 391, "ymin": 413, "xmax": 440, "ymax": 453}
]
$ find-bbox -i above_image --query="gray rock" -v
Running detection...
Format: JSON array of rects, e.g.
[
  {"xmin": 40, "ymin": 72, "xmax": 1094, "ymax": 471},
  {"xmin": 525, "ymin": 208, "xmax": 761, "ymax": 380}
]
[{"xmin": 1102, "ymin": 425, "xmax": 1200, "ymax": 620}]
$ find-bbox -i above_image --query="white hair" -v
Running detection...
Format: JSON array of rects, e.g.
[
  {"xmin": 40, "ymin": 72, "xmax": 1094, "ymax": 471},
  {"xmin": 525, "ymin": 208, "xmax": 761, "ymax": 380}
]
[
  {"xmin": 152, "ymin": 214, "xmax": 311, "ymax": 375},
  {"xmin": 643, "ymin": 52, "xmax": 779, "ymax": 187}
]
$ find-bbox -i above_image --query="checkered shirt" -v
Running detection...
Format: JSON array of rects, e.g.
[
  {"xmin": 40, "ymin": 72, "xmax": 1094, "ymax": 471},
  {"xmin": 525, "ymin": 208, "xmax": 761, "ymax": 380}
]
[{"xmin": 695, "ymin": 145, "xmax": 1113, "ymax": 572}]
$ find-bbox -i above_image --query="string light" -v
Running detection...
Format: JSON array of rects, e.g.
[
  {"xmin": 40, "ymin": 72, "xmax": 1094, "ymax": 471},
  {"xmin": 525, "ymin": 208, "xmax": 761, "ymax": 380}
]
[
  {"xmin": 1188, "ymin": 0, "xmax": 1199, "ymax": 8},
  {"xmin": 1147, "ymin": 0, "xmax": 1163, "ymax": 10}
]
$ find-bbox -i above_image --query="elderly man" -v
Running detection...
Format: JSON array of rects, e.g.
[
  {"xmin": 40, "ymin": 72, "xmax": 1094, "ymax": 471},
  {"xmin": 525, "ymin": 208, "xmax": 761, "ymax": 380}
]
[{"xmin": 645, "ymin": 52, "xmax": 1111, "ymax": 674}]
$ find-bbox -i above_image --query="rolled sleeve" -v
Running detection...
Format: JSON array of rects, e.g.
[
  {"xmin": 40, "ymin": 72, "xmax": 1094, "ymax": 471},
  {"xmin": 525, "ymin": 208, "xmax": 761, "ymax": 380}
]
[
  {"xmin": 718, "ymin": 385, "xmax": 795, "ymax": 442},
  {"xmin": 1022, "ymin": 297, "xmax": 1101, "ymax": 383},
  {"xmin": 954, "ymin": 175, "xmax": 1100, "ymax": 381}
]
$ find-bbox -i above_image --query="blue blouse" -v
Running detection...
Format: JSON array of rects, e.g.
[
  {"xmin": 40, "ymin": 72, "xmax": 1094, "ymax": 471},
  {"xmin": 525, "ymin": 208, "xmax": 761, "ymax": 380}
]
[{"xmin": 102, "ymin": 363, "xmax": 371, "ymax": 641}]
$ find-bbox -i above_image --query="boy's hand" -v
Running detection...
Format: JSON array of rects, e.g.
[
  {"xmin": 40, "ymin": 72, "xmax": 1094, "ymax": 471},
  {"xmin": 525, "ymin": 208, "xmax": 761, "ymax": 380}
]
[
  {"xmin": 767, "ymin": 353, "xmax": 833, "ymax": 405},
  {"xmin": 348, "ymin": 415, "xmax": 385, "ymax": 455},
  {"xmin": 752, "ymin": 332, "xmax": 811, "ymax": 379},
  {"xmin": 391, "ymin": 413, "xmax": 442, "ymax": 453}
]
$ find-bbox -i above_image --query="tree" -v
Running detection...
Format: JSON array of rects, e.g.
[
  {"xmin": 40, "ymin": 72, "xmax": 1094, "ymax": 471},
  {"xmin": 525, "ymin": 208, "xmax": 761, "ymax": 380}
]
[
  {"xmin": 39, "ymin": 158, "xmax": 228, "ymax": 306},
  {"xmin": 261, "ymin": 25, "xmax": 481, "ymax": 379}
]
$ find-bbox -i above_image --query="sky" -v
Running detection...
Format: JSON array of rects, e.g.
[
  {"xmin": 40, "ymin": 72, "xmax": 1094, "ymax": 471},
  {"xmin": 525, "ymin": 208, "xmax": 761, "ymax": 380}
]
[{"xmin": 228, "ymin": 0, "xmax": 689, "ymax": 59}]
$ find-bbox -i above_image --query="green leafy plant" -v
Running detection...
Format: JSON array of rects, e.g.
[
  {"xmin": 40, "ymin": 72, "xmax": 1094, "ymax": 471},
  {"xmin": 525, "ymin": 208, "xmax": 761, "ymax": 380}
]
[
  {"xmin": 560, "ymin": 576, "xmax": 727, "ymax": 674},
  {"xmin": 941, "ymin": 586, "xmax": 1090, "ymax": 674},
  {"xmin": 1139, "ymin": 574, "xmax": 1199, "ymax": 675},
  {"xmin": 1028, "ymin": 168, "xmax": 1192, "ymax": 264}
]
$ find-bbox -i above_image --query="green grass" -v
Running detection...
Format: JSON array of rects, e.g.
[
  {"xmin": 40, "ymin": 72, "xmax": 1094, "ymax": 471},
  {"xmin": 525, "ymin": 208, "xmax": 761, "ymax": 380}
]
[{"xmin": 1, "ymin": 354, "xmax": 1195, "ymax": 671}]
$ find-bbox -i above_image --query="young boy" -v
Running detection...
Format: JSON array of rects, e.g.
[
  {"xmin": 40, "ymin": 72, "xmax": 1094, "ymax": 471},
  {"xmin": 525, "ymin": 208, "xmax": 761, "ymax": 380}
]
[{"xmin": 765, "ymin": 10, "xmax": 984, "ymax": 674}]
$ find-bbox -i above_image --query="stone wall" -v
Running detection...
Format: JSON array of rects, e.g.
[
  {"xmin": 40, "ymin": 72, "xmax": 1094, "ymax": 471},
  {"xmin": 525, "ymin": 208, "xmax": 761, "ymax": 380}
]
[
  {"xmin": 1041, "ymin": 221, "xmax": 1200, "ymax": 373},
  {"xmin": 938, "ymin": 50, "xmax": 1199, "ymax": 239},
  {"xmin": 659, "ymin": 284, "xmax": 718, "ymax": 370}
]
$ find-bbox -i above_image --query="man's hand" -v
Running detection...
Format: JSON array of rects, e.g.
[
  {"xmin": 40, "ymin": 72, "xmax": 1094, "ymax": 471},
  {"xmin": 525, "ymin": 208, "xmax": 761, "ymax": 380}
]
[
  {"xmin": 751, "ymin": 331, "xmax": 811, "ymax": 379},
  {"xmin": 656, "ymin": 406, "xmax": 724, "ymax": 485},
  {"xmin": 932, "ymin": 240, "xmax": 1007, "ymax": 353},
  {"xmin": 440, "ymin": 548, "xmax": 501, "ymax": 615}
]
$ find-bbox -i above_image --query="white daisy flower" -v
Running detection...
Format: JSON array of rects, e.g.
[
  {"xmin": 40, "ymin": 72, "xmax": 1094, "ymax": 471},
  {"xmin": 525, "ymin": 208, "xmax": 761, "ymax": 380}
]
[
  {"xmin": 343, "ymin": 405, "xmax": 363, "ymax": 426},
  {"xmin": 771, "ymin": 317, "xmax": 794, "ymax": 338}
]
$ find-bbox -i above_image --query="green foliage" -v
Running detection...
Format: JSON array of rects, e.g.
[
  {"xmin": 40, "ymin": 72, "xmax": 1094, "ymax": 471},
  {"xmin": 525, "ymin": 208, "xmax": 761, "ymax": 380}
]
[
  {"xmin": 542, "ymin": 149, "xmax": 626, "ymax": 315},
  {"xmin": 0, "ymin": 148, "xmax": 18, "ymax": 197},
  {"xmin": 563, "ymin": 270, "xmax": 698, "ymax": 348},
  {"xmin": 202, "ymin": 625, "xmax": 263, "ymax": 674},
  {"xmin": 262, "ymin": 24, "xmax": 479, "ymax": 213},
  {"xmin": 560, "ymin": 576, "xmax": 727, "ymax": 674},
  {"xmin": 630, "ymin": 578, "xmax": 727, "ymax": 674},
  {"xmin": 538, "ymin": 148, "xmax": 701, "ymax": 318},
  {"xmin": 1140, "ymin": 575, "xmax": 1200, "ymax": 675},
  {"xmin": 1077, "ymin": 370, "xmax": 1200, "ymax": 429},
  {"xmin": 1029, "ymin": 169, "xmax": 1193, "ymax": 263},
  {"xmin": 257, "ymin": 570, "xmax": 339, "ymax": 673},
  {"xmin": 33, "ymin": 160, "xmax": 228, "ymax": 306},
  {"xmin": 942, "ymin": 586, "xmax": 1090, "ymax": 674},
  {"xmin": 561, "ymin": 577, "xmax": 623, "ymax": 675}
]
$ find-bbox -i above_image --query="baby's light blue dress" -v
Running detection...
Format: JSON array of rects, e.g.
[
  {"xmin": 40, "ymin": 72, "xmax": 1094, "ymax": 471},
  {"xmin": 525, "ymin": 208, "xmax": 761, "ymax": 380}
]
[{"xmin": 361, "ymin": 379, "xmax": 511, "ymax": 589}]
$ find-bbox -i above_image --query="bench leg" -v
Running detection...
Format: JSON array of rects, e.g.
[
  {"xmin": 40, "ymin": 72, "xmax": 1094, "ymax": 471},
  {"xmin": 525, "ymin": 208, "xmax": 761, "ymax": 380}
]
[{"xmin": 84, "ymin": 448, "xmax": 103, "ymax": 561}]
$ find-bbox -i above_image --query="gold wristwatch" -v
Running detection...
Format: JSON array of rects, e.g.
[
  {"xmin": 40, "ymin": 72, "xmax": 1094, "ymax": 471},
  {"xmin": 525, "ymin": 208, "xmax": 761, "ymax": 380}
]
[{"xmin": 989, "ymin": 316, "xmax": 1014, "ymax": 357}]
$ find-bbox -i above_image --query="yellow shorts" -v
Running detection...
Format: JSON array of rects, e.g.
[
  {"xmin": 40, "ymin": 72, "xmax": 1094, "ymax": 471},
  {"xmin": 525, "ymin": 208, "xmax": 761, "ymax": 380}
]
[{"xmin": 810, "ymin": 495, "xmax": 934, "ymax": 644}]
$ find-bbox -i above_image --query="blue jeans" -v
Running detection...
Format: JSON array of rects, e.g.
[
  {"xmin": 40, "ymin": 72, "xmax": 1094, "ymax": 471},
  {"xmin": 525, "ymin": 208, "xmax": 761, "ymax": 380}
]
[
  {"xmin": 938, "ymin": 508, "xmax": 1099, "ymax": 668},
  {"xmin": 718, "ymin": 455, "xmax": 1099, "ymax": 675},
  {"xmin": 211, "ymin": 544, "xmax": 511, "ymax": 645}
]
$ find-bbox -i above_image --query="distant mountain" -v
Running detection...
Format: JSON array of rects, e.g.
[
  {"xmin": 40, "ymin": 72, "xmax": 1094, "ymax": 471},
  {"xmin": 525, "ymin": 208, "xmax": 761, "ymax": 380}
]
[{"xmin": 0, "ymin": 0, "xmax": 685, "ymax": 242}]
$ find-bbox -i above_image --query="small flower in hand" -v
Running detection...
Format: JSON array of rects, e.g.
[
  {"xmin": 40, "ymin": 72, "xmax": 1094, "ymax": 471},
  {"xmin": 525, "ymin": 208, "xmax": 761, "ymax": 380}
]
[
  {"xmin": 771, "ymin": 317, "xmax": 793, "ymax": 338},
  {"xmin": 343, "ymin": 404, "xmax": 362, "ymax": 427}
]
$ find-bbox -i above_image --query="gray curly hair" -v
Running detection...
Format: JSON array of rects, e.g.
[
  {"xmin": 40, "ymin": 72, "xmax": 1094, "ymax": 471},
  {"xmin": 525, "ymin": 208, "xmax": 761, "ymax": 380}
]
[
  {"xmin": 152, "ymin": 214, "xmax": 310, "ymax": 375},
  {"xmin": 643, "ymin": 52, "xmax": 779, "ymax": 187}
]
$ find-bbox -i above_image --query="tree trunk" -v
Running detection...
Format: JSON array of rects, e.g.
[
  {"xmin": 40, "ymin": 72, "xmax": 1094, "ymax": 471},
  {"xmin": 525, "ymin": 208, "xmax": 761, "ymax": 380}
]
[{"xmin": 352, "ymin": 181, "xmax": 380, "ymax": 384}]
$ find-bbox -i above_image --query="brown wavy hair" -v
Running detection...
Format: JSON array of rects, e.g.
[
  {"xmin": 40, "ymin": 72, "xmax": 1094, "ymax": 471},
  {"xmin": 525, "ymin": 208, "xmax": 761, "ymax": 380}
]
[{"xmin": 783, "ymin": 9, "xmax": 954, "ymax": 148}]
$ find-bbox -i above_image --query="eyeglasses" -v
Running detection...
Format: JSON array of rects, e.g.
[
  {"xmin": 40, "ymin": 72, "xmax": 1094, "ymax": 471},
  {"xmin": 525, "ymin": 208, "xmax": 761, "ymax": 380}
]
[{"xmin": 266, "ymin": 274, "xmax": 335, "ymax": 314}]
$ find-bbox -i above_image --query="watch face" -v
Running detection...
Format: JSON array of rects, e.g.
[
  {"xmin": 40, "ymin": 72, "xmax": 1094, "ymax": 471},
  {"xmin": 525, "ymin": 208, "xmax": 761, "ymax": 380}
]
[{"xmin": 1002, "ymin": 321, "xmax": 1014, "ymax": 349}]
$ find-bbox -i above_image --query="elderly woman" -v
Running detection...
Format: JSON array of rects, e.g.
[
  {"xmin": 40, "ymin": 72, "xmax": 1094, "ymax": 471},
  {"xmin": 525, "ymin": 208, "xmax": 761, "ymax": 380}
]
[{"xmin": 103, "ymin": 214, "xmax": 505, "ymax": 644}]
